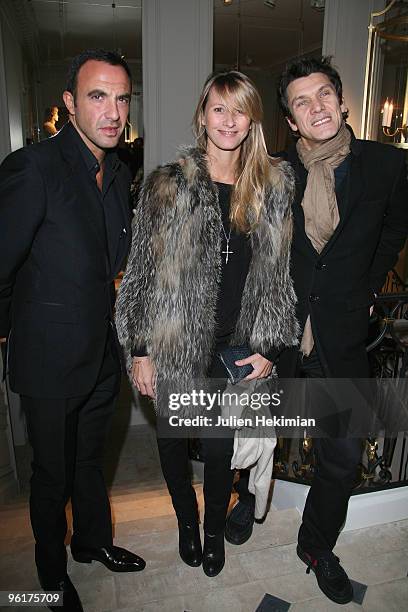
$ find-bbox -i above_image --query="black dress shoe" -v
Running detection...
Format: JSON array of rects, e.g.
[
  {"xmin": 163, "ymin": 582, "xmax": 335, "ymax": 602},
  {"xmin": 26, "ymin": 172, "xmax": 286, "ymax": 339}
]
[
  {"xmin": 202, "ymin": 532, "xmax": 225, "ymax": 577},
  {"xmin": 225, "ymin": 499, "xmax": 255, "ymax": 545},
  {"xmin": 71, "ymin": 544, "xmax": 146, "ymax": 572},
  {"xmin": 38, "ymin": 574, "xmax": 83, "ymax": 612},
  {"xmin": 178, "ymin": 521, "xmax": 202, "ymax": 567},
  {"xmin": 297, "ymin": 544, "xmax": 353, "ymax": 604}
]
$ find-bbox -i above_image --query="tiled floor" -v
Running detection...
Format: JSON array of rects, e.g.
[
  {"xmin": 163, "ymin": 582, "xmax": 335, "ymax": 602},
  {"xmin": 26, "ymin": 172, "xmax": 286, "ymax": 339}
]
[{"xmin": 1, "ymin": 381, "xmax": 407, "ymax": 611}]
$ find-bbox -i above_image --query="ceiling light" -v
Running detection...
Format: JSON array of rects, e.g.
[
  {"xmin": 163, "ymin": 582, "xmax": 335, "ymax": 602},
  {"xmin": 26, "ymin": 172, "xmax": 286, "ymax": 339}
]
[{"xmin": 223, "ymin": 0, "xmax": 234, "ymax": 5}]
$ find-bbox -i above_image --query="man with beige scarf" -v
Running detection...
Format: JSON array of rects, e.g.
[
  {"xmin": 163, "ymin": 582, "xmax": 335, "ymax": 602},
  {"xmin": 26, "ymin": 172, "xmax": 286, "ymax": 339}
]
[{"xmin": 225, "ymin": 56, "xmax": 408, "ymax": 605}]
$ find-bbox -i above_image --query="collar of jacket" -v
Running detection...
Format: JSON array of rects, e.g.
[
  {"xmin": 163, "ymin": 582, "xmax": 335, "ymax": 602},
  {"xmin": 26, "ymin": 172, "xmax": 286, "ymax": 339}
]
[
  {"xmin": 168, "ymin": 146, "xmax": 296, "ymax": 216},
  {"xmin": 54, "ymin": 121, "xmax": 121, "ymax": 174}
]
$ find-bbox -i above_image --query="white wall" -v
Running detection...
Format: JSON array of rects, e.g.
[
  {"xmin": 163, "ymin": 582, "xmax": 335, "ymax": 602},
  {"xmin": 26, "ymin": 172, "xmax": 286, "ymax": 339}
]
[
  {"xmin": 143, "ymin": 0, "xmax": 213, "ymax": 172},
  {"xmin": 323, "ymin": 0, "xmax": 386, "ymax": 137}
]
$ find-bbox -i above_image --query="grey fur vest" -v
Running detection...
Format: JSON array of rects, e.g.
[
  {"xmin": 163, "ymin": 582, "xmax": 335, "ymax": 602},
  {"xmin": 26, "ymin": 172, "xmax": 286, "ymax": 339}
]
[{"xmin": 115, "ymin": 147, "xmax": 299, "ymax": 382}]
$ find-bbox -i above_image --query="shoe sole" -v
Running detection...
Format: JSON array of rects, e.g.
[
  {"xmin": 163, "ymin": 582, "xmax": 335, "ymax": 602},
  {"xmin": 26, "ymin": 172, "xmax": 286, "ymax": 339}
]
[
  {"xmin": 297, "ymin": 546, "xmax": 353, "ymax": 605},
  {"xmin": 72, "ymin": 552, "xmax": 145, "ymax": 572}
]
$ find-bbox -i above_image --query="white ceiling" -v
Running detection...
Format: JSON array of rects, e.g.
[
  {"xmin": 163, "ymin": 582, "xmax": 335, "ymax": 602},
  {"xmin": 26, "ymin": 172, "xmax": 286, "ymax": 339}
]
[{"xmin": 28, "ymin": 0, "xmax": 324, "ymax": 69}]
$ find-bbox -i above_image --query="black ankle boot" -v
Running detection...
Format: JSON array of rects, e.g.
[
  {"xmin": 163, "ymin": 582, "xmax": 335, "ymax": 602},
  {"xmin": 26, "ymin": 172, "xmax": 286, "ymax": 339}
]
[
  {"xmin": 225, "ymin": 498, "xmax": 255, "ymax": 545},
  {"xmin": 178, "ymin": 521, "xmax": 202, "ymax": 567},
  {"xmin": 202, "ymin": 532, "xmax": 225, "ymax": 577}
]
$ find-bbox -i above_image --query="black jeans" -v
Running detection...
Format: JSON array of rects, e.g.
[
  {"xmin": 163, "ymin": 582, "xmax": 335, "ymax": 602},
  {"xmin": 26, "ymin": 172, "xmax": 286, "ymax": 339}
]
[
  {"xmin": 156, "ymin": 354, "xmax": 234, "ymax": 534},
  {"xmin": 297, "ymin": 348, "xmax": 362, "ymax": 556},
  {"xmin": 22, "ymin": 328, "xmax": 120, "ymax": 580}
]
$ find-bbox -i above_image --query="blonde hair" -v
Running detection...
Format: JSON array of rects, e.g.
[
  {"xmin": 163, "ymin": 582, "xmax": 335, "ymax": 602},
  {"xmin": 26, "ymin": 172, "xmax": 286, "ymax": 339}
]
[{"xmin": 192, "ymin": 71, "xmax": 278, "ymax": 233}]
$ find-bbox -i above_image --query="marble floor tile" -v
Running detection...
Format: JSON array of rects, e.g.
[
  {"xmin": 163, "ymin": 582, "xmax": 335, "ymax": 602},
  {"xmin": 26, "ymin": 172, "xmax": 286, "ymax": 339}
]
[
  {"xmin": 362, "ymin": 577, "xmax": 408, "ymax": 611},
  {"xmin": 113, "ymin": 553, "xmax": 251, "ymax": 608},
  {"xmin": 0, "ymin": 534, "xmax": 33, "ymax": 556},
  {"xmin": 3, "ymin": 419, "xmax": 408, "ymax": 612},
  {"xmin": 113, "ymin": 595, "xmax": 187, "ymax": 612},
  {"xmin": 0, "ymin": 505, "xmax": 32, "ymax": 539},
  {"xmin": 336, "ymin": 519, "xmax": 408, "ymax": 557},
  {"xmin": 68, "ymin": 554, "xmax": 116, "ymax": 583},
  {"xmin": 261, "ymin": 569, "xmax": 322, "ymax": 603},
  {"xmin": 113, "ymin": 528, "xmax": 179, "ymax": 572},
  {"xmin": 0, "ymin": 549, "xmax": 37, "ymax": 591},
  {"xmin": 75, "ymin": 575, "xmax": 118, "ymax": 612},
  {"xmin": 113, "ymin": 580, "xmax": 267, "ymax": 612},
  {"xmin": 182, "ymin": 580, "xmax": 268, "ymax": 612},
  {"xmin": 238, "ymin": 542, "xmax": 299, "ymax": 581},
  {"xmin": 341, "ymin": 548, "xmax": 408, "ymax": 585},
  {"xmin": 290, "ymin": 597, "xmax": 362, "ymax": 611},
  {"xmin": 113, "ymin": 515, "xmax": 178, "ymax": 538}
]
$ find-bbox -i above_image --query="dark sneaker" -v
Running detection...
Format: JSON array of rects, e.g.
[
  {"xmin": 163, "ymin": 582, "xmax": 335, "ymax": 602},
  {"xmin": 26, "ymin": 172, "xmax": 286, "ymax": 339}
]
[
  {"xmin": 225, "ymin": 500, "xmax": 255, "ymax": 545},
  {"xmin": 297, "ymin": 545, "xmax": 353, "ymax": 605}
]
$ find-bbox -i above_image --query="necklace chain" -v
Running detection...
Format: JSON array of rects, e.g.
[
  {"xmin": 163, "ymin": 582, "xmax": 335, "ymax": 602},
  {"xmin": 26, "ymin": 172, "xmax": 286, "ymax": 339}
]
[{"xmin": 221, "ymin": 222, "xmax": 233, "ymax": 264}]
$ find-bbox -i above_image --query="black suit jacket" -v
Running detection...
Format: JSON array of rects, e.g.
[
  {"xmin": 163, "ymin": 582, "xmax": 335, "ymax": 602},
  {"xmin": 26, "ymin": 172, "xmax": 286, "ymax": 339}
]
[
  {"xmin": 0, "ymin": 123, "xmax": 131, "ymax": 397},
  {"xmin": 276, "ymin": 135, "xmax": 408, "ymax": 378}
]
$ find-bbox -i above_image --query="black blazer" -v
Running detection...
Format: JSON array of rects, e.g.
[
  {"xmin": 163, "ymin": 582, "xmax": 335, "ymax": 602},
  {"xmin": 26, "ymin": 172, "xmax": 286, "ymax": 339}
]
[
  {"xmin": 0, "ymin": 123, "xmax": 131, "ymax": 397},
  {"xmin": 277, "ymin": 135, "xmax": 408, "ymax": 378}
]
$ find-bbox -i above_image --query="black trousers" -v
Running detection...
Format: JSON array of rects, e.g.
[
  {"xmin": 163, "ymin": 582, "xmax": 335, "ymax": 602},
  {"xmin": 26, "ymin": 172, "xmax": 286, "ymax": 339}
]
[
  {"xmin": 156, "ymin": 355, "xmax": 234, "ymax": 534},
  {"xmin": 237, "ymin": 349, "xmax": 362, "ymax": 555},
  {"xmin": 21, "ymin": 327, "xmax": 120, "ymax": 580},
  {"xmin": 297, "ymin": 348, "xmax": 362, "ymax": 556}
]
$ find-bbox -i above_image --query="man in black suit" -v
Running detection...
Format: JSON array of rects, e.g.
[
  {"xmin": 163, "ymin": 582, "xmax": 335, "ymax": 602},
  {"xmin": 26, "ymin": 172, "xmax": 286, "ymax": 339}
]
[
  {"xmin": 0, "ymin": 50, "xmax": 145, "ymax": 611},
  {"xmin": 225, "ymin": 57, "xmax": 408, "ymax": 604}
]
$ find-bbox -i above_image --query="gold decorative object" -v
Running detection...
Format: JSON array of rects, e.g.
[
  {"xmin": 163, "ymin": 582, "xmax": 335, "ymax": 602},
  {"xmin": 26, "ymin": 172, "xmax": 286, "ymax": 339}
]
[{"xmin": 292, "ymin": 435, "xmax": 315, "ymax": 480}]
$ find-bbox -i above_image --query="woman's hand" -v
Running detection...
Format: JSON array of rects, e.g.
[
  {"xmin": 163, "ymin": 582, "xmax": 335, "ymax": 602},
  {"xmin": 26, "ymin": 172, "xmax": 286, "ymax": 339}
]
[
  {"xmin": 132, "ymin": 356, "xmax": 156, "ymax": 399},
  {"xmin": 235, "ymin": 353, "xmax": 272, "ymax": 381}
]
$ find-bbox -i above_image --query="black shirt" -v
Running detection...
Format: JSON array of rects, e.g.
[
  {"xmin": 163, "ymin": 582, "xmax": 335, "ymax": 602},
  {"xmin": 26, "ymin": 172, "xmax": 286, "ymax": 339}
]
[
  {"xmin": 214, "ymin": 182, "xmax": 252, "ymax": 347},
  {"xmin": 71, "ymin": 124, "xmax": 124, "ymax": 277},
  {"xmin": 334, "ymin": 155, "xmax": 350, "ymax": 205}
]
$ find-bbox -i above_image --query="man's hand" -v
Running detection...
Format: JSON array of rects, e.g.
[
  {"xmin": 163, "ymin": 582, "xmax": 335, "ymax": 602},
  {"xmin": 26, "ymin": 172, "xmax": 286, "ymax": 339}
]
[
  {"xmin": 0, "ymin": 337, "xmax": 6, "ymax": 344},
  {"xmin": 131, "ymin": 356, "xmax": 156, "ymax": 399},
  {"xmin": 235, "ymin": 353, "xmax": 272, "ymax": 381}
]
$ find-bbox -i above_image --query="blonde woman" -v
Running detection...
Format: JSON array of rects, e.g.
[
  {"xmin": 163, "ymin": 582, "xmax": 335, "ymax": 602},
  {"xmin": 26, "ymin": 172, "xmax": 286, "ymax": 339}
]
[{"xmin": 116, "ymin": 71, "xmax": 298, "ymax": 577}]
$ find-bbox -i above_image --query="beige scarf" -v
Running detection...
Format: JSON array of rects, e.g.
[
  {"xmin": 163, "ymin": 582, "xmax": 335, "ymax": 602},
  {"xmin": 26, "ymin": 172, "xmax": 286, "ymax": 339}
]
[{"xmin": 297, "ymin": 123, "xmax": 351, "ymax": 355}]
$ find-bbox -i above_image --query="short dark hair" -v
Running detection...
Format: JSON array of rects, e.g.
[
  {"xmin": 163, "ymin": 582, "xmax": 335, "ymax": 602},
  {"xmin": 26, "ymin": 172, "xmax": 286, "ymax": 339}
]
[
  {"xmin": 277, "ymin": 56, "xmax": 343, "ymax": 120},
  {"xmin": 65, "ymin": 49, "xmax": 132, "ymax": 97}
]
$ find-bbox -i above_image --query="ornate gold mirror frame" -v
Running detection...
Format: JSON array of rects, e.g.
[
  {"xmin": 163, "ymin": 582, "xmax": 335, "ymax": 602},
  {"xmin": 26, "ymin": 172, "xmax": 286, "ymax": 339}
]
[{"xmin": 361, "ymin": 0, "xmax": 408, "ymax": 147}]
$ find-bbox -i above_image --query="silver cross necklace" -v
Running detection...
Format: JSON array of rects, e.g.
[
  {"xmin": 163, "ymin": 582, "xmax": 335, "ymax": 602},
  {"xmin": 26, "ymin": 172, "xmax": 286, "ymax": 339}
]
[{"xmin": 221, "ymin": 222, "xmax": 233, "ymax": 264}]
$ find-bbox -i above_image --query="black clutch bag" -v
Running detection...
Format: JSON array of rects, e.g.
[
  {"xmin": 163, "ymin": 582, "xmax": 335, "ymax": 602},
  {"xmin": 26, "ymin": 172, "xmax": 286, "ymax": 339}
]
[{"xmin": 217, "ymin": 345, "xmax": 254, "ymax": 385}]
